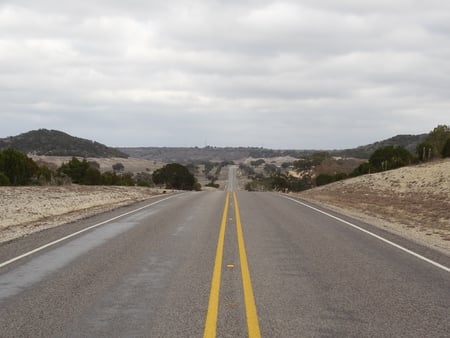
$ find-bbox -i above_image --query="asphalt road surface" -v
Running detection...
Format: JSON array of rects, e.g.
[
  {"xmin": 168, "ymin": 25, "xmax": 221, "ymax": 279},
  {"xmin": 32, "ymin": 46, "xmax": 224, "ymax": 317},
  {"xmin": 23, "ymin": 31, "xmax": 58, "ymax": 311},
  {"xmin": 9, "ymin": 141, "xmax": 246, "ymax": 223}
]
[{"xmin": 1, "ymin": 168, "xmax": 449, "ymax": 337}]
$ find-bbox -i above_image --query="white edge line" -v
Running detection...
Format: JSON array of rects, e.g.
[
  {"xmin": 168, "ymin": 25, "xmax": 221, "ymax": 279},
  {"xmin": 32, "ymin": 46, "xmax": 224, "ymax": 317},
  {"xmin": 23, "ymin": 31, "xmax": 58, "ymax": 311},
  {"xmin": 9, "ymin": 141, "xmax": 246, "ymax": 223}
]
[
  {"xmin": 0, "ymin": 195, "xmax": 177, "ymax": 269},
  {"xmin": 281, "ymin": 195, "xmax": 450, "ymax": 273}
]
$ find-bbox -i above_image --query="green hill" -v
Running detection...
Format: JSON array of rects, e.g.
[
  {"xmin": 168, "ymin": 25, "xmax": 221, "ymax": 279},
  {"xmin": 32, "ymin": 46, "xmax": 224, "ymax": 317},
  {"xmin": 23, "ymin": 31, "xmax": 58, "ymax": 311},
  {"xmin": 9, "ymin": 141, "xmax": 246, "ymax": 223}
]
[
  {"xmin": 331, "ymin": 134, "xmax": 428, "ymax": 159},
  {"xmin": 0, "ymin": 129, "xmax": 128, "ymax": 158}
]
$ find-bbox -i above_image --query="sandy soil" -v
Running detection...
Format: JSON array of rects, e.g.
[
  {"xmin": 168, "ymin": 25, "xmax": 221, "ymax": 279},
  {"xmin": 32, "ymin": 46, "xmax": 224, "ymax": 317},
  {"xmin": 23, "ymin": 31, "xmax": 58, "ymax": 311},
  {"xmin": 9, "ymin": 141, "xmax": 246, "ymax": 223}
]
[
  {"xmin": 0, "ymin": 186, "xmax": 164, "ymax": 243},
  {"xmin": 300, "ymin": 159, "xmax": 450, "ymax": 256},
  {"xmin": 29, "ymin": 155, "xmax": 165, "ymax": 174}
]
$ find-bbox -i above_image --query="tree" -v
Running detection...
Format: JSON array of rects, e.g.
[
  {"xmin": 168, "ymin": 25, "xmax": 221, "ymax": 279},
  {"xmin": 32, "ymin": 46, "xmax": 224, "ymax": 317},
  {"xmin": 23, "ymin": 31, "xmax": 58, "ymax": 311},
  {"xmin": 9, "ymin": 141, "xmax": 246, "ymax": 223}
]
[
  {"xmin": 84, "ymin": 167, "xmax": 102, "ymax": 185},
  {"xmin": 118, "ymin": 172, "xmax": 135, "ymax": 186},
  {"xmin": 351, "ymin": 162, "xmax": 372, "ymax": 176},
  {"xmin": 426, "ymin": 125, "xmax": 450, "ymax": 158},
  {"xmin": 369, "ymin": 146, "xmax": 413, "ymax": 171},
  {"xmin": 0, "ymin": 172, "xmax": 10, "ymax": 186},
  {"xmin": 442, "ymin": 138, "xmax": 450, "ymax": 158},
  {"xmin": 270, "ymin": 174, "xmax": 289, "ymax": 191},
  {"xmin": 58, "ymin": 157, "xmax": 88, "ymax": 183},
  {"xmin": 250, "ymin": 159, "xmax": 265, "ymax": 167},
  {"xmin": 101, "ymin": 171, "xmax": 120, "ymax": 185},
  {"xmin": 203, "ymin": 161, "xmax": 216, "ymax": 175},
  {"xmin": 112, "ymin": 162, "xmax": 124, "ymax": 172},
  {"xmin": 37, "ymin": 165, "xmax": 54, "ymax": 184},
  {"xmin": 57, "ymin": 157, "xmax": 102, "ymax": 184},
  {"xmin": 264, "ymin": 163, "xmax": 279, "ymax": 175},
  {"xmin": 135, "ymin": 172, "xmax": 153, "ymax": 187},
  {"xmin": 416, "ymin": 141, "xmax": 434, "ymax": 161},
  {"xmin": 316, "ymin": 174, "xmax": 335, "ymax": 186},
  {"xmin": 152, "ymin": 163, "xmax": 198, "ymax": 190},
  {"xmin": 0, "ymin": 148, "xmax": 39, "ymax": 185}
]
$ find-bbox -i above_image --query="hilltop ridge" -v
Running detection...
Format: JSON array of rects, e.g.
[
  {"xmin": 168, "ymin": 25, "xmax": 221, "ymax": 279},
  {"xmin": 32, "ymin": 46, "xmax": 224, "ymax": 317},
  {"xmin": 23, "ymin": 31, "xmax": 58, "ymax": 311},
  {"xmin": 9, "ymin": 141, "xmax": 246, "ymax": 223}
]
[
  {"xmin": 0, "ymin": 129, "xmax": 429, "ymax": 161},
  {"xmin": 0, "ymin": 129, "xmax": 128, "ymax": 158},
  {"xmin": 119, "ymin": 134, "xmax": 428, "ymax": 162}
]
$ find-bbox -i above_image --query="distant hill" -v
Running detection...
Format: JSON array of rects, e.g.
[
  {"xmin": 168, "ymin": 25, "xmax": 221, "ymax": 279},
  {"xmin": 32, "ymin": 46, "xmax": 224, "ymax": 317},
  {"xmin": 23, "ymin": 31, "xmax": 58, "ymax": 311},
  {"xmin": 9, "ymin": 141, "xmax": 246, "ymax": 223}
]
[
  {"xmin": 0, "ymin": 129, "xmax": 128, "ymax": 158},
  {"xmin": 120, "ymin": 134, "xmax": 428, "ymax": 162},
  {"xmin": 118, "ymin": 146, "xmax": 317, "ymax": 163},
  {"xmin": 1, "ymin": 129, "xmax": 426, "ymax": 161},
  {"xmin": 331, "ymin": 134, "xmax": 428, "ymax": 159}
]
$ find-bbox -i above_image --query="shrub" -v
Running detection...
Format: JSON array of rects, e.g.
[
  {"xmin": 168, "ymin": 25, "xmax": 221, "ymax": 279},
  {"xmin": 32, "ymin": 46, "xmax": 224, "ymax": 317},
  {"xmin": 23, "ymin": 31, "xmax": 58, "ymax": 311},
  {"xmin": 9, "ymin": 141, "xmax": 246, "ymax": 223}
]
[
  {"xmin": 0, "ymin": 172, "xmax": 10, "ymax": 186},
  {"xmin": 369, "ymin": 146, "xmax": 413, "ymax": 171},
  {"xmin": 57, "ymin": 157, "xmax": 103, "ymax": 184},
  {"xmin": 0, "ymin": 148, "xmax": 39, "ymax": 185},
  {"xmin": 316, "ymin": 174, "xmax": 335, "ymax": 186},
  {"xmin": 152, "ymin": 163, "xmax": 199, "ymax": 190},
  {"xmin": 441, "ymin": 138, "xmax": 450, "ymax": 158}
]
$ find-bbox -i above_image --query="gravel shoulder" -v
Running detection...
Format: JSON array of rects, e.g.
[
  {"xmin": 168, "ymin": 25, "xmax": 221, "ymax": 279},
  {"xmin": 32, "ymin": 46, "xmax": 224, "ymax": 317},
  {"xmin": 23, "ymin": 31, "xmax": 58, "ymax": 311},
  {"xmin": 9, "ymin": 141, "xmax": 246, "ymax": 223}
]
[
  {"xmin": 0, "ymin": 185, "xmax": 165, "ymax": 244},
  {"xmin": 298, "ymin": 159, "xmax": 450, "ymax": 256}
]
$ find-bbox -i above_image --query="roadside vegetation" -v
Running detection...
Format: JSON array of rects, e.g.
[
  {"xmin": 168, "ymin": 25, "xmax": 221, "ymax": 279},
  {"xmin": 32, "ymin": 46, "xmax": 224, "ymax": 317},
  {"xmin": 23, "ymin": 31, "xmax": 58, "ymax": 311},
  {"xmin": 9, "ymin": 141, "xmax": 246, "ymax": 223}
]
[
  {"xmin": 1, "ymin": 124, "xmax": 447, "ymax": 192},
  {"xmin": 0, "ymin": 149, "xmax": 200, "ymax": 191},
  {"xmin": 185, "ymin": 160, "xmax": 234, "ymax": 189},
  {"xmin": 244, "ymin": 124, "xmax": 450, "ymax": 192},
  {"xmin": 152, "ymin": 163, "xmax": 200, "ymax": 191}
]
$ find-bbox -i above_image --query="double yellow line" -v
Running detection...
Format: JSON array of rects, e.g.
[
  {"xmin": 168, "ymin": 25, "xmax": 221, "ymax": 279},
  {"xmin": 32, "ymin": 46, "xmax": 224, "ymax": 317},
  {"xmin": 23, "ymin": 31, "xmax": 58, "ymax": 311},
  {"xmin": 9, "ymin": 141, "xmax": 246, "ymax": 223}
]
[{"xmin": 203, "ymin": 192, "xmax": 261, "ymax": 338}]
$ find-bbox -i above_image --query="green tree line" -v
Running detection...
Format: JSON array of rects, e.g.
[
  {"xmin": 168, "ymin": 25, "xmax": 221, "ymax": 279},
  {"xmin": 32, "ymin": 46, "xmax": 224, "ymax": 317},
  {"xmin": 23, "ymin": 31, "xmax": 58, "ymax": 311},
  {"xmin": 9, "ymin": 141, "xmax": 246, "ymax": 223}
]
[
  {"xmin": 0, "ymin": 149, "xmax": 199, "ymax": 190},
  {"xmin": 245, "ymin": 124, "xmax": 450, "ymax": 191},
  {"xmin": 316, "ymin": 124, "xmax": 450, "ymax": 187}
]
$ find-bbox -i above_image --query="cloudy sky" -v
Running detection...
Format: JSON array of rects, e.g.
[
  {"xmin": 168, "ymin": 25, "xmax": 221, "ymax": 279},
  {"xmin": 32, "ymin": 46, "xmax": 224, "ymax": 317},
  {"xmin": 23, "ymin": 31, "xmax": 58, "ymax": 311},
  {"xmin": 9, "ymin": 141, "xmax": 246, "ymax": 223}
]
[{"xmin": 1, "ymin": 0, "xmax": 449, "ymax": 149}]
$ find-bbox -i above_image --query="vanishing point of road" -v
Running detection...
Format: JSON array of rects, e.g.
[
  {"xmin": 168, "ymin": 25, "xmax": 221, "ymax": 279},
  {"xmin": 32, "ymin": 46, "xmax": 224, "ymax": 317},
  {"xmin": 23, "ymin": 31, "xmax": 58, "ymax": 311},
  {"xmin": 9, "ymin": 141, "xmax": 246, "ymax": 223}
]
[{"xmin": 1, "ymin": 166, "xmax": 449, "ymax": 337}]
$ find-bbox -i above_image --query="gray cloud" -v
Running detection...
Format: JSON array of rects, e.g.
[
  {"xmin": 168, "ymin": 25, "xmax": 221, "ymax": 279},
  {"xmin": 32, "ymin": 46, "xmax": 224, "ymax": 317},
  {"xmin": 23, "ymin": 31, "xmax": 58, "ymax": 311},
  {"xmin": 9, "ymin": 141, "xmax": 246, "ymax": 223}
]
[{"xmin": 1, "ymin": 0, "xmax": 449, "ymax": 149}]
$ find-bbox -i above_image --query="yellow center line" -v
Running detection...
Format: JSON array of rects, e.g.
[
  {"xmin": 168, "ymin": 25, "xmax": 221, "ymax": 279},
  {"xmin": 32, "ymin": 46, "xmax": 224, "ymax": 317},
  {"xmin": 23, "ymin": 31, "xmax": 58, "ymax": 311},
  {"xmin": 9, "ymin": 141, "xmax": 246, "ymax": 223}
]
[
  {"xmin": 203, "ymin": 191, "xmax": 261, "ymax": 338},
  {"xmin": 233, "ymin": 192, "xmax": 261, "ymax": 338},
  {"xmin": 203, "ymin": 192, "xmax": 230, "ymax": 338}
]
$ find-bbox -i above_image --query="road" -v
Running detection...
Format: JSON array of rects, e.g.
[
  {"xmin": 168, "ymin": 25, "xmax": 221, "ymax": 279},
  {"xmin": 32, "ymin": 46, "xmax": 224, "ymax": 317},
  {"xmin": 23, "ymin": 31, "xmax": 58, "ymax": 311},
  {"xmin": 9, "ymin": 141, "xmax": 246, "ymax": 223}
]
[{"xmin": 0, "ymin": 167, "xmax": 449, "ymax": 337}]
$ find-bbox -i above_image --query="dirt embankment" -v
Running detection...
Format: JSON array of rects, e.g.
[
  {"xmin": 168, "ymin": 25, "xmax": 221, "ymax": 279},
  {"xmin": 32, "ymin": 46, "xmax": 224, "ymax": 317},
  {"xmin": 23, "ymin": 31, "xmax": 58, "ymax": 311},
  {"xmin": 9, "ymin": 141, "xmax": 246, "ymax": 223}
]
[
  {"xmin": 0, "ymin": 186, "xmax": 163, "ymax": 243},
  {"xmin": 300, "ymin": 159, "xmax": 450, "ymax": 255}
]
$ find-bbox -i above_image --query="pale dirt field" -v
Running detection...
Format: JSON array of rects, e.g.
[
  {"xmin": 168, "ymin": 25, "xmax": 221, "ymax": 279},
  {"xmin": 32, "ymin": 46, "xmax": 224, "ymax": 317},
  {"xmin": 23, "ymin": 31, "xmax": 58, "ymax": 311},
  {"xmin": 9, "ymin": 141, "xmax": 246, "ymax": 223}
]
[
  {"xmin": 299, "ymin": 159, "xmax": 450, "ymax": 256},
  {"xmin": 29, "ymin": 155, "xmax": 165, "ymax": 174},
  {"xmin": 0, "ymin": 186, "xmax": 165, "ymax": 243}
]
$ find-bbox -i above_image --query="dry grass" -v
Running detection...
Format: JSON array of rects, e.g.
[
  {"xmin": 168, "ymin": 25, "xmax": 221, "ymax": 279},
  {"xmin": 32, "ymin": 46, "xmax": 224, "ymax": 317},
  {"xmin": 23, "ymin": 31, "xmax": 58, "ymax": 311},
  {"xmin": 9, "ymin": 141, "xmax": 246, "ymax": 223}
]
[
  {"xmin": 0, "ymin": 185, "xmax": 163, "ymax": 243},
  {"xmin": 29, "ymin": 155, "xmax": 165, "ymax": 174}
]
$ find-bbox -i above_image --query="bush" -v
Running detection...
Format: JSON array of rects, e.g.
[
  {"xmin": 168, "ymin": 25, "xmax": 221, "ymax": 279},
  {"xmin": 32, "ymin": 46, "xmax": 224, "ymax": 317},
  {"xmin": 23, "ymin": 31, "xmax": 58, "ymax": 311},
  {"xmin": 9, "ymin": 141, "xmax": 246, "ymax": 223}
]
[
  {"xmin": 416, "ymin": 124, "xmax": 450, "ymax": 160},
  {"xmin": 250, "ymin": 159, "xmax": 265, "ymax": 166},
  {"xmin": 441, "ymin": 138, "xmax": 450, "ymax": 158},
  {"xmin": 316, "ymin": 174, "xmax": 335, "ymax": 186},
  {"xmin": 58, "ymin": 157, "xmax": 90, "ymax": 183},
  {"xmin": 351, "ymin": 162, "xmax": 373, "ymax": 176},
  {"xmin": 427, "ymin": 125, "xmax": 450, "ymax": 158},
  {"xmin": 0, "ymin": 172, "xmax": 10, "ymax": 186},
  {"xmin": 369, "ymin": 146, "xmax": 413, "ymax": 171},
  {"xmin": 416, "ymin": 141, "xmax": 434, "ymax": 161},
  {"xmin": 57, "ymin": 157, "xmax": 104, "ymax": 185},
  {"xmin": 0, "ymin": 148, "xmax": 39, "ymax": 185},
  {"xmin": 316, "ymin": 172, "xmax": 348, "ymax": 187},
  {"xmin": 112, "ymin": 162, "xmax": 124, "ymax": 172},
  {"xmin": 84, "ymin": 167, "xmax": 102, "ymax": 185},
  {"xmin": 135, "ymin": 172, "xmax": 153, "ymax": 187},
  {"xmin": 37, "ymin": 165, "xmax": 54, "ymax": 185},
  {"xmin": 152, "ymin": 163, "xmax": 199, "ymax": 190}
]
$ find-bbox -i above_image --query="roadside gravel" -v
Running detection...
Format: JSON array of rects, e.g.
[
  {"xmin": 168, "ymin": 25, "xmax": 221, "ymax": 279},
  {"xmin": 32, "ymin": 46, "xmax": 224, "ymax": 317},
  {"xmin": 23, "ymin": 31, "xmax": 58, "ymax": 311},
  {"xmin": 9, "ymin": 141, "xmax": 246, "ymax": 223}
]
[{"xmin": 0, "ymin": 185, "xmax": 163, "ymax": 243}]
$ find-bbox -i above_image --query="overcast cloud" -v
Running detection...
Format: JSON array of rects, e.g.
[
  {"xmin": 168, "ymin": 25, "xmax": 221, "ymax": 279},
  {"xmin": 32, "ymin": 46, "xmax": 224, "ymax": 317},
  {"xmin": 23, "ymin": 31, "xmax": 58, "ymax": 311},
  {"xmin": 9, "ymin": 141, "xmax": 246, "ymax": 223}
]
[{"xmin": 1, "ymin": 0, "xmax": 449, "ymax": 149}]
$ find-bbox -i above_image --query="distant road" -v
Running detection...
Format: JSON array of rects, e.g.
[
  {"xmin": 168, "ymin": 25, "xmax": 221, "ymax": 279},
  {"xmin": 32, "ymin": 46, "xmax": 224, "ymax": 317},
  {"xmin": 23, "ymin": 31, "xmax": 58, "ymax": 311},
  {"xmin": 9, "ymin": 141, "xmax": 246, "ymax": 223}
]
[{"xmin": 1, "ymin": 169, "xmax": 449, "ymax": 337}]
